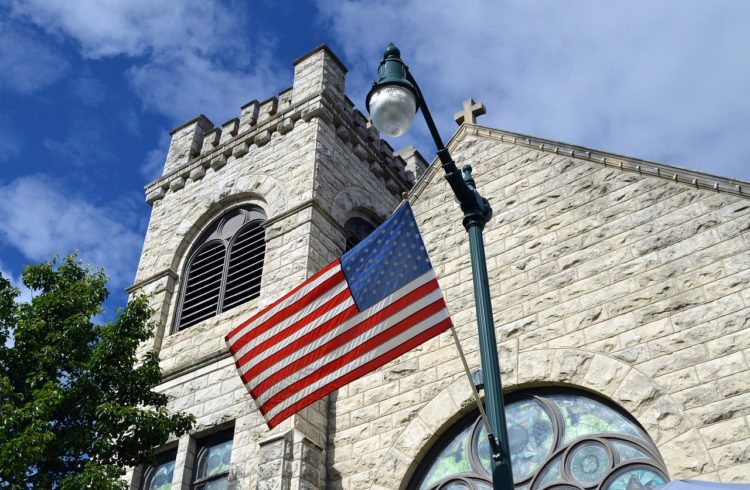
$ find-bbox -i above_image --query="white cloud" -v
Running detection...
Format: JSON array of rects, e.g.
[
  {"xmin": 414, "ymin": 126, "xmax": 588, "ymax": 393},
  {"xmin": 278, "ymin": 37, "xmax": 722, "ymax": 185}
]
[
  {"xmin": 0, "ymin": 21, "xmax": 69, "ymax": 95},
  {"xmin": 128, "ymin": 50, "xmax": 282, "ymax": 124},
  {"xmin": 9, "ymin": 0, "xmax": 285, "ymax": 124},
  {"xmin": 0, "ymin": 175, "xmax": 143, "ymax": 290},
  {"xmin": 316, "ymin": 0, "xmax": 750, "ymax": 181}
]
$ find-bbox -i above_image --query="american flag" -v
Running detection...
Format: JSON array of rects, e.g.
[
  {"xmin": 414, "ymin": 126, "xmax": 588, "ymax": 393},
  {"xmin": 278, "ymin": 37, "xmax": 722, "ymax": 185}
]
[{"xmin": 225, "ymin": 203, "xmax": 453, "ymax": 429}]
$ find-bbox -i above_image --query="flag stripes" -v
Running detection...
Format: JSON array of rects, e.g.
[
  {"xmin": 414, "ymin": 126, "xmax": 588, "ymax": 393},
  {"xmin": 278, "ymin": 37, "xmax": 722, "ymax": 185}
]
[
  {"xmin": 226, "ymin": 202, "xmax": 454, "ymax": 429},
  {"xmin": 242, "ymin": 270, "xmax": 439, "ymax": 386},
  {"xmin": 254, "ymin": 276, "xmax": 445, "ymax": 404},
  {"xmin": 226, "ymin": 261, "xmax": 342, "ymax": 345},
  {"xmin": 266, "ymin": 318, "xmax": 452, "ymax": 428}
]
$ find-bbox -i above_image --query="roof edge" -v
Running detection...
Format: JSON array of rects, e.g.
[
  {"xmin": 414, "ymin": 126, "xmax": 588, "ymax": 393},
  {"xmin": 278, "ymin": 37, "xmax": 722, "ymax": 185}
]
[{"xmin": 409, "ymin": 123, "xmax": 750, "ymax": 205}]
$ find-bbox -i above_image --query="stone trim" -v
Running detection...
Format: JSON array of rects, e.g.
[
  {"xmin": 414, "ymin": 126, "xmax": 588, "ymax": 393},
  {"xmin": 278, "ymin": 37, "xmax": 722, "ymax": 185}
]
[
  {"xmin": 160, "ymin": 347, "xmax": 231, "ymax": 383},
  {"xmin": 125, "ymin": 268, "xmax": 178, "ymax": 294},
  {"xmin": 293, "ymin": 44, "xmax": 348, "ymax": 74},
  {"xmin": 262, "ymin": 198, "xmax": 345, "ymax": 236}
]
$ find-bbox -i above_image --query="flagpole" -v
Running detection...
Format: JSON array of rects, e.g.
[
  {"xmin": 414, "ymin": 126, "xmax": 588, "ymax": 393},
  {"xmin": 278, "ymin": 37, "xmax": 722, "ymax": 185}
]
[{"xmin": 366, "ymin": 44, "xmax": 515, "ymax": 490}]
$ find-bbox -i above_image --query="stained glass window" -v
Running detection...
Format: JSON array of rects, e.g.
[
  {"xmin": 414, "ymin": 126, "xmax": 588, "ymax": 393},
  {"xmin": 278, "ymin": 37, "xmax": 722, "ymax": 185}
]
[
  {"xmin": 410, "ymin": 390, "xmax": 669, "ymax": 490},
  {"xmin": 193, "ymin": 429, "xmax": 234, "ymax": 490},
  {"xmin": 141, "ymin": 449, "xmax": 177, "ymax": 490}
]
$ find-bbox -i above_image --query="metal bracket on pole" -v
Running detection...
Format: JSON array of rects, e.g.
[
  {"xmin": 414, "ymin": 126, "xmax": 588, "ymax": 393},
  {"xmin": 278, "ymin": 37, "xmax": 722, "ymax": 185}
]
[{"xmin": 487, "ymin": 433, "xmax": 506, "ymax": 463}]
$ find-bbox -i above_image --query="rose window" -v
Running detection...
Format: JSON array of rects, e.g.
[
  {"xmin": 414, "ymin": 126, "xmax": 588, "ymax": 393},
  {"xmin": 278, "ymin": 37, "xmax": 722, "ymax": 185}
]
[{"xmin": 410, "ymin": 390, "xmax": 669, "ymax": 490}]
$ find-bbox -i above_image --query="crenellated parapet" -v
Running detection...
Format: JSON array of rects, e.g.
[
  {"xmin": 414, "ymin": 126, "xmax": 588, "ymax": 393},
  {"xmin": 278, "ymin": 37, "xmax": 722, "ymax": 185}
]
[{"xmin": 145, "ymin": 44, "xmax": 416, "ymax": 206}]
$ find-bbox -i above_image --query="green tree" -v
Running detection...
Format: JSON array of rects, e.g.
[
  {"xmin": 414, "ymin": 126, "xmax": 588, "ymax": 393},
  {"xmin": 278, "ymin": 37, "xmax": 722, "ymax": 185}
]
[{"xmin": 0, "ymin": 256, "xmax": 194, "ymax": 489}]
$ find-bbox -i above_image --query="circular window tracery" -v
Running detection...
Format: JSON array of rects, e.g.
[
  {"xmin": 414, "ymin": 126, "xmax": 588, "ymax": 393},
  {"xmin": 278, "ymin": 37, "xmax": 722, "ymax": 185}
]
[{"xmin": 410, "ymin": 390, "xmax": 669, "ymax": 490}]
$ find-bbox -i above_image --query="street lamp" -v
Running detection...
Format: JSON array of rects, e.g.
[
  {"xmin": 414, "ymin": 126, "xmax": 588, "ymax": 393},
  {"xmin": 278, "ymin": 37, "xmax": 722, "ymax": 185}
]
[{"xmin": 367, "ymin": 43, "xmax": 515, "ymax": 490}]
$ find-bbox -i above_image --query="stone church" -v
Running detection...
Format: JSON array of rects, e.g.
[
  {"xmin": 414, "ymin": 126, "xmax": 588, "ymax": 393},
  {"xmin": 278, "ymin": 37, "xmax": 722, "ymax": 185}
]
[{"xmin": 125, "ymin": 45, "xmax": 750, "ymax": 489}]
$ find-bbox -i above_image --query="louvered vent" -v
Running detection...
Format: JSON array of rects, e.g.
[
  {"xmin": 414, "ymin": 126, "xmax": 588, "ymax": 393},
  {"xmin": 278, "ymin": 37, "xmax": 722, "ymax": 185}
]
[
  {"xmin": 223, "ymin": 222, "xmax": 265, "ymax": 312},
  {"xmin": 178, "ymin": 241, "xmax": 225, "ymax": 330},
  {"xmin": 174, "ymin": 207, "xmax": 266, "ymax": 332}
]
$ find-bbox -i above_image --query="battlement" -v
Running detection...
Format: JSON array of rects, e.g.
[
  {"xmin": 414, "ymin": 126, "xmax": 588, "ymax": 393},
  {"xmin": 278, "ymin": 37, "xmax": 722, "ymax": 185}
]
[{"xmin": 148, "ymin": 44, "xmax": 415, "ymax": 205}]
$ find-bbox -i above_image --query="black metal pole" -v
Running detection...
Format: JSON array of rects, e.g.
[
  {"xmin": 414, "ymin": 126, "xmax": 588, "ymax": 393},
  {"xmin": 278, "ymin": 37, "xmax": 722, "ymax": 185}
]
[{"xmin": 406, "ymin": 71, "xmax": 515, "ymax": 490}]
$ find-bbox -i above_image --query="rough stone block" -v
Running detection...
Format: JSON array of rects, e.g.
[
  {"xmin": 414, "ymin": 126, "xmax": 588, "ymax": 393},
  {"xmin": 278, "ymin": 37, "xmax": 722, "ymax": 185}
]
[
  {"xmin": 232, "ymin": 141, "xmax": 250, "ymax": 158},
  {"xmin": 699, "ymin": 417, "xmax": 750, "ymax": 449},
  {"xmin": 255, "ymin": 130, "xmax": 272, "ymax": 147},
  {"xmin": 612, "ymin": 369, "xmax": 661, "ymax": 416},
  {"xmin": 639, "ymin": 396, "xmax": 691, "ymax": 444},
  {"xmin": 210, "ymin": 153, "xmax": 227, "ymax": 170},
  {"xmin": 517, "ymin": 350, "xmax": 554, "ymax": 384},
  {"xmin": 695, "ymin": 351, "xmax": 748, "ymax": 382},
  {"xmin": 659, "ymin": 429, "xmax": 715, "ymax": 477},
  {"xmin": 582, "ymin": 355, "xmax": 629, "ymax": 396}
]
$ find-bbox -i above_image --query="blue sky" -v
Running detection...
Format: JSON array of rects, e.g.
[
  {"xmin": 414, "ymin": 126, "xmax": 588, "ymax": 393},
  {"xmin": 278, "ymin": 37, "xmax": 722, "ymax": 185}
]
[{"xmin": 1, "ymin": 0, "xmax": 749, "ymax": 313}]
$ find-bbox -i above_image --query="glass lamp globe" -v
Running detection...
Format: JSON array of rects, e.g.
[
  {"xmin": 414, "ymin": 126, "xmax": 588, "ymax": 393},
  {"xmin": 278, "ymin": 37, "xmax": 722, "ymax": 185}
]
[{"xmin": 368, "ymin": 85, "xmax": 417, "ymax": 137}]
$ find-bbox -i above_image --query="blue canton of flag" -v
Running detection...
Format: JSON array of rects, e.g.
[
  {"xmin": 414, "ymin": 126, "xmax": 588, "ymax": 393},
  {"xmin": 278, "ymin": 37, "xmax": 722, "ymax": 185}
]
[
  {"xmin": 226, "ymin": 202, "xmax": 453, "ymax": 429},
  {"xmin": 341, "ymin": 205, "xmax": 433, "ymax": 311}
]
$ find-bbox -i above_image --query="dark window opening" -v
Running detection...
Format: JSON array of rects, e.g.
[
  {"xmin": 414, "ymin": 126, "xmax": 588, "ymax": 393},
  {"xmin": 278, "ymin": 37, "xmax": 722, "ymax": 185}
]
[
  {"xmin": 344, "ymin": 216, "xmax": 377, "ymax": 251},
  {"xmin": 175, "ymin": 206, "xmax": 266, "ymax": 332}
]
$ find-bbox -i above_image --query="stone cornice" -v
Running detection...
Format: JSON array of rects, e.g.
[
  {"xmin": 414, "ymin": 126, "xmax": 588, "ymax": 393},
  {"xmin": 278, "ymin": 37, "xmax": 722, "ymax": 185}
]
[
  {"xmin": 262, "ymin": 197, "xmax": 346, "ymax": 237},
  {"xmin": 125, "ymin": 268, "xmax": 178, "ymax": 294}
]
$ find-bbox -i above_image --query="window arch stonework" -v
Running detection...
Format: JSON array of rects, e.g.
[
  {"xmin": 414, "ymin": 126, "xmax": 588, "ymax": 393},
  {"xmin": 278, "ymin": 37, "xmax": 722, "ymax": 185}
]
[
  {"xmin": 174, "ymin": 206, "xmax": 266, "ymax": 332},
  {"xmin": 409, "ymin": 390, "xmax": 669, "ymax": 490},
  {"xmin": 370, "ymin": 350, "xmax": 707, "ymax": 490}
]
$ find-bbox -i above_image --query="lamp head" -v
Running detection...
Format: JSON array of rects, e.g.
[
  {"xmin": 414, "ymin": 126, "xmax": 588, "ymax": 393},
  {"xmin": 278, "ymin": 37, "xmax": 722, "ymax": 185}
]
[{"xmin": 366, "ymin": 43, "xmax": 419, "ymax": 137}]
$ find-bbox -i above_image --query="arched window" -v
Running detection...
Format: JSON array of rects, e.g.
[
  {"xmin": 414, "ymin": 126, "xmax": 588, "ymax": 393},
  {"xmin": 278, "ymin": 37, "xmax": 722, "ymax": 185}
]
[
  {"xmin": 175, "ymin": 206, "xmax": 266, "ymax": 331},
  {"xmin": 193, "ymin": 429, "xmax": 233, "ymax": 489},
  {"xmin": 409, "ymin": 389, "xmax": 669, "ymax": 490},
  {"xmin": 344, "ymin": 216, "xmax": 377, "ymax": 251},
  {"xmin": 140, "ymin": 449, "xmax": 177, "ymax": 490}
]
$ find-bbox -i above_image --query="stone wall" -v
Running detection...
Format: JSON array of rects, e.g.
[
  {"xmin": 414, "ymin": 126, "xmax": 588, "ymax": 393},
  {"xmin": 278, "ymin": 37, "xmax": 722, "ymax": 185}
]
[
  {"xmin": 326, "ymin": 125, "xmax": 750, "ymax": 488},
  {"xmin": 128, "ymin": 45, "xmax": 409, "ymax": 489}
]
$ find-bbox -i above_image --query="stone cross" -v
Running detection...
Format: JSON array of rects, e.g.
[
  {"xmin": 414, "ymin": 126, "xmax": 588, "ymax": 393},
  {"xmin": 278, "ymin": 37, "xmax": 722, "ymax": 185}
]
[{"xmin": 454, "ymin": 98, "xmax": 486, "ymax": 126}]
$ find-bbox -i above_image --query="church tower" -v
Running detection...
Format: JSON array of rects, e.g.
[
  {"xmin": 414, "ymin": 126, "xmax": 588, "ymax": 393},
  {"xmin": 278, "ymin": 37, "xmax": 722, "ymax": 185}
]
[{"xmin": 127, "ymin": 45, "xmax": 425, "ymax": 489}]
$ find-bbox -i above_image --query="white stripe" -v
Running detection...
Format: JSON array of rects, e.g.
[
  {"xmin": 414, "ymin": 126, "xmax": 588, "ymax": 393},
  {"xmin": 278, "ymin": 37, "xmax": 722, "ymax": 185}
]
[
  {"xmin": 263, "ymin": 308, "xmax": 451, "ymax": 420},
  {"xmin": 240, "ymin": 270, "xmax": 437, "ymax": 380},
  {"xmin": 227, "ymin": 263, "xmax": 342, "ymax": 345},
  {"xmin": 255, "ymin": 282, "xmax": 442, "ymax": 405},
  {"xmin": 231, "ymin": 280, "xmax": 348, "ymax": 361},
  {"xmin": 248, "ymin": 285, "xmax": 443, "ymax": 390}
]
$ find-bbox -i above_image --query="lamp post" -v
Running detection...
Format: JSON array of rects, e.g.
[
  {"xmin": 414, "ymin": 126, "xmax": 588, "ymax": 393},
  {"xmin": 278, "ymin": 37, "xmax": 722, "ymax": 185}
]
[{"xmin": 366, "ymin": 43, "xmax": 515, "ymax": 490}]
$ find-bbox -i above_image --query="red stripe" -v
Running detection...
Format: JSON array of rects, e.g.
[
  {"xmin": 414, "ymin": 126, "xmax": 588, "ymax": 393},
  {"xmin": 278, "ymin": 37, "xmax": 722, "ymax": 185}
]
[
  {"xmin": 243, "ymin": 279, "xmax": 440, "ymax": 388},
  {"xmin": 228, "ymin": 269, "xmax": 346, "ymax": 354},
  {"xmin": 225, "ymin": 259, "xmax": 341, "ymax": 342},
  {"xmin": 234, "ymin": 288, "xmax": 354, "ymax": 372},
  {"xmin": 265, "ymin": 317, "xmax": 453, "ymax": 428},
  {"xmin": 258, "ymin": 296, "xmax": 448, "ymax": 410}
]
